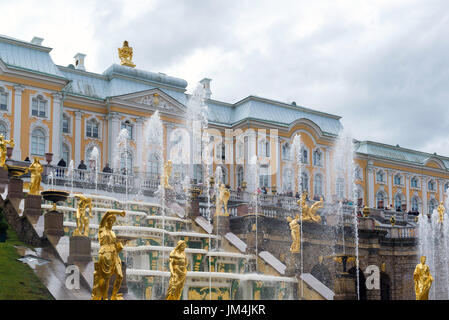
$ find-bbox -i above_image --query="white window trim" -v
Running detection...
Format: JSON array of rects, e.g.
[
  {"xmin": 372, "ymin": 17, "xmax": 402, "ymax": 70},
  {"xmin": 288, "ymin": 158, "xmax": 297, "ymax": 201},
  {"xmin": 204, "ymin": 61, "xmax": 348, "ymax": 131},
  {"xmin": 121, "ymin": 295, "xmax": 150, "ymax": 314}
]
[
  {"xmin": 312, "ymin": 147, "xmax": 323, "ymax": 167},
  {"xmin": 376, "ymin": 169, "xmax": 386, "ymax": 184},
  {"xmin": 29, "ymin": 121, "xmax": 50, "ymax": 157},
  {"xmin": 62, "ymin": 141, "xmax": 72, "ymax": 164},
  {"xmin": 281, "ymin": 141, "xmax": 292, "ymax": 161},
  {"xmin": 84, "ymin": 116, "xmax": 102, "ymax": 140},
  {"xmin": 0, "ymin": 84, "xmax": 12, "ymax": 115},
  {"xmin": 120, "ymin": 118, "xmax": 136, "ymax": 141},
  {"xmin": 0, "ymin": 118, "xmax": 11, "ymax": 139},
  {"xmin": 29, "ymin": 92, "xmax": 49, "ymax": 119},
  {"xmin": 84, "ymin": 141, "xmax": 101, "ymax": 163},
  {"xmin": 410, "ymin": 176, "xmax": 421, "ymax": 189},
  {"xmin": 62, "ymin": 112, "xmax": 72, "ymax": 136}
]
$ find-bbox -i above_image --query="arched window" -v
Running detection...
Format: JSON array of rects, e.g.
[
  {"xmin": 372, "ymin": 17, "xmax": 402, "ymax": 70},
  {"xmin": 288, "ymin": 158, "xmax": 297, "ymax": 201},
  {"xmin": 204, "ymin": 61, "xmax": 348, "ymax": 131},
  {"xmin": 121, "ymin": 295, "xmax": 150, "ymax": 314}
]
[
  {"xmin": 376, "ymin": 171, "xmax": 385, "ymax": 183},
  {"xmin": 376, "ymin": 191, "xmax": 386, "ymax": 209},
  {"xmin": 314, "ymin": 174, "xmax": 323, "ymax": 196},
  {"xmin": 282, "ymin": 143, "xmax": 291, "ymax": 160},
  {"xmin": 301, "ymin": 172, "xmax": 309, "ymax": 192},
  {"xmin": 31, "ymin": 96, "xmax": 47, "ymax": 117},
  {"xmin": 62, "ymin": 143, "xmax": 70, "ymax": 164},
  {"xmin": 428, "ymin": 180, "xmax": 435, "ymax": 192},
  {"xmin": 62, "ymin": 114, "xmax": 70, "ymax": 134},
  {"xmin": 120, "ymin": 151, "xmax": 133, "ymax": 174},
  {"xmin": 0, "ymin": 123, "xmax": 7, "ymax": 138},
  {"xmin": 336, "ymin": 177, "xmax": 345, "ymax": 199},
  {"xmin": 429, "ymin": 199, "xmax": 438, "ymax": 214},
  {"xmin": 258, "ymin": 139, "xmax": 269, "ymax": 157},
  {"xmin": 237, "ymin": 166, "xmax": 244, "ymax": 187},
  {"xmin": 313, "ymin": 149, "xmax": 322, "ymax": 166},
  {"xmin": 394, "ymin": 194, "xmax": 402, "ymax": 212},
  {"xmin": 411, "ymin": 196, "xmax": 419, "ymax": 212},
  {"xmin": 411, "ymin": 177, "xmax": 419, "ymax": 188},
  {"xmin": 31, "ymin": 128, "xmax": 46, "ymax": 156},
  {"xmin": 394, "ymin": 174, "xmax": 402, "ymax": 186},
  {"xmin": 0, "ymin": 87, "xmax": 8, "ymax": 110},
  {"xmin": 301, "ymin": 146, "xmax": 308, "ymax": 164},
  {"xmin": 86, "ymin": 118, "xmax": 99, "ymax": 138}
]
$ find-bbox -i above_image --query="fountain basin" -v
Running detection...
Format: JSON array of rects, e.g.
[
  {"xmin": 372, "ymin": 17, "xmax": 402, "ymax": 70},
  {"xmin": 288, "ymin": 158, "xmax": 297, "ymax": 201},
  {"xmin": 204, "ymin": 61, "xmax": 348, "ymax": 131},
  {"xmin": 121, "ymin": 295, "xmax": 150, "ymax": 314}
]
[
  {"xmin": 6, "ymin": 165, "xmax": 27, "ymax": 178},
  {"xmin": 41, "ymin": 190, "xmax": 70, "ymax": 204}
]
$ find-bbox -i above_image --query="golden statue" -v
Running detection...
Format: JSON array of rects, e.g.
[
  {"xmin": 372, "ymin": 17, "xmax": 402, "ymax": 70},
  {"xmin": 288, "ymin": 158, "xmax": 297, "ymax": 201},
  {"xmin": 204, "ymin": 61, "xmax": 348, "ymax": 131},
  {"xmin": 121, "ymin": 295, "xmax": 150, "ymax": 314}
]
[
  {"xmin": 161, "ymin": 160, "xmax": 173, "ymax": 189},
  {"xmin": 166, "ymin": 240, "xmax": 188, "ymax": 300},
  {"xmin": 437, "ymin": 201, "xmax": 445, "ymax": 223},
  {"xmin": 118, "ymin": 40, "xmax": 136, "ymax": 68},
  {"xmin": 298, "ymin": 192, "xmax": 323, "ymax": 223},
  {"xmin": 0, "ymin": 134, "xmax": 14, "ymax": 167},
  {"xmin": 24, "ymin": 157, "xmax": 43, "ymax": 195},
  {"xmin": 413, "ymin": 256, "xmax": 433, "ymax": 300},
  {"xmin": 286, "ymin": 214, "xmax": 300, "ymax": 253},
  {"xmin": 74, "ymin": 195, "xmax": 93, "ymax": 237},
  {"xmin": 215, "ymin": 183, "xmax": 230, "ymax": 216},
  {"xmin": 92, "ymin": 210, "xmax": 126, "ymax": 300}
]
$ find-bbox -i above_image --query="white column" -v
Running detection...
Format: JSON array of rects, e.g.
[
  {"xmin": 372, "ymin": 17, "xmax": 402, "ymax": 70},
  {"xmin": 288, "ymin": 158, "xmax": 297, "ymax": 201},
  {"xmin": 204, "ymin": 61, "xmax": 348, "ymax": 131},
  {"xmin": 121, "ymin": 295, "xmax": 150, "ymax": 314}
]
[
  {"xmin": 276, "ymin": 139, "xmax": 281, "ymax": 190},
  {"xmin": 325, "ymin": 147, "xmax": 331, "ymax": 202},
  {"xmin": 405, "ymin": 174, "xmax": 410, "ymax": 211},
  {"xmin": 102, "ymin": 116, "xmax": 107, "ymax": 168},
  {"xmin": 367, "ymin": 164, "xmax": 375, "ymax": 208},
  {"xmin": 51, "ymin": 92, "xmax": 62, "ymax": 162},
  {"xmin": 12, "ymin": 84, "xmax": 24, "ymax": 160},
  {"xmin": 422, "ymin": 175, "xmax": 427, "ymax": 214},
  {"xmin": 438, "ymin": 179, "xmax": 443, "ymax": 201},
  {"xmin": 387, "ymin": 170, "xmax": 393, "ymax": 207},
  {"xmin": 108, "ymin": 112, "xmax": 120, "ymax": 168},
  {"xmin": 136, "ymin": 117, "xmax": 144, "ymax": 171},
  {"xmin": 74, "ymin": 111, "xmax": 83, "ymax": 166}
]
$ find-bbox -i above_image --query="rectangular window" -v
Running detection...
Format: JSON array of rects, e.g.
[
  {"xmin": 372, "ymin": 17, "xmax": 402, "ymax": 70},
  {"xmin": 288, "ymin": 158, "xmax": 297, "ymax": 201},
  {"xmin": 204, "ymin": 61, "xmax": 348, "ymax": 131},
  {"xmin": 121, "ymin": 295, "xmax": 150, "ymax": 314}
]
[
  {"xmin": 0, "ymin": 93, "xmax": 7, "ymax": 110},
  {"xmin": 62, "ymin": 117, "xmax": 70, "ymax": 133},
  {"xmin": 121, "ymin": 122, "xmax": 133, "ymax": 139},
  {"xmin": 32, "ymin": 98, "xmax": 46, "ymax": 117}
]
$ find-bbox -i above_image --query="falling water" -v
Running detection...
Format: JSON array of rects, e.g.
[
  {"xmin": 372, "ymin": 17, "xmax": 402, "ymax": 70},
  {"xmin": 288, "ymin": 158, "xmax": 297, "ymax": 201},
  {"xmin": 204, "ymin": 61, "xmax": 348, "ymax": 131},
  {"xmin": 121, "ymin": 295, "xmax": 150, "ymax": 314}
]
[
  {"xmin": 248, "ymin": 155, "xmax": 260, "ymax": 273},
  {"xmin": 116, "ymin": 128, "xmax": 130, "ymax": 201},
  {"xmin": 90, "ymin": 146, "xmax": 99, "ymax": 193},
  {"xmin": 214, "ymin": 166, "xmax": 223, "ymax": 250},
  {"xmin": 66, "ymin": 160, "xmax": 74, "ymax": 195}
]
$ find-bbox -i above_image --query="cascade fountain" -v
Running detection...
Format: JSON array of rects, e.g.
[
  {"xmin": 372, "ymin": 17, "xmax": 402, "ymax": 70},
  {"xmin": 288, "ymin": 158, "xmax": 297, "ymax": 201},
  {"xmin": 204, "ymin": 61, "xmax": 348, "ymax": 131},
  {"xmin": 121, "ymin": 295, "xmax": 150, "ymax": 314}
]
[
  {"xmin": 90, "ymin": 146, "xmax": 99, "ymax": 193},
  {"xmin": 115, "ymin": 128, "xmax": 130, "ymax": 201}
]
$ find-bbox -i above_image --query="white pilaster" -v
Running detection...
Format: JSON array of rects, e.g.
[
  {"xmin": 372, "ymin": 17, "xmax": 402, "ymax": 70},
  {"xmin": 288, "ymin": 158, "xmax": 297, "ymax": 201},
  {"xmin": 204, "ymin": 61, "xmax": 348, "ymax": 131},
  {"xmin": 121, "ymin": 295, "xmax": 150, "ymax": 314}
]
[
  {"xmin": 276, "ymin": 139, "xmax": 281, "ymax": 190},
  {"xmin": 74, "ymin": 111, "xmax": 83, "ymax": 166},
  {"xmin": 422, "ymin": 175, "xmax": 428, "ymax": 214},
  {"xmin": 51, "ymin": 92, "xmax": 62, "ymax": 162},
  {"xmin": 136, "ymin": 117, "xmax": 144, "ymax": 171},
  {"xmin": 367, "ymin": 164, "xmax": 375, "ymax": 208},
  {"xmin": 108, "ymin": 112, "xmax": 120, "ymax": 167},
  {"xmin": 387, "ymin": 170, "xmax": 393, "ymax": 207},
  {"xmin": 325, "ymin": 147, "xmax": 331, "ymax": 202},
  {"xmin": 405, "ymin": 174, "xmax": 410, "ymax": 211},
  {"xmin": 12, "ymin": 84, "xmax": 24, "ymax": 160}
]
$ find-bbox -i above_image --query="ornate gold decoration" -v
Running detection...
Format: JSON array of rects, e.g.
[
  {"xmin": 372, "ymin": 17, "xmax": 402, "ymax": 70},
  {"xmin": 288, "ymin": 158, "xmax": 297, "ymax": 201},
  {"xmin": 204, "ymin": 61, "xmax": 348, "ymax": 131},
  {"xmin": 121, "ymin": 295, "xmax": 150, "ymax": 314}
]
[
  {"xmin": 437, "ymin": 201, "xmax": 445, "ymax": 223},
  {"xmin": 286, "ymin": 214, "xmax": 300, "ymax": 253},
  {"xmin": 298, "ymin": 192, "xmax": 323, "ymax": 223},
  {"xmin": 362, "ymin": 206, "xmax": 370, "ymax": 217},
  {"xmin": 414, "ymin": 256, "xmax": 433, "ymax": 300},
  {"xmin": 161, "ymin": 160, "xmax": 173, "ymax": 189},
  {"xmin": 381, "ymin": 262, "xmax": 386, "ymax": 273},
  {"xmin": 390, "ymin": 215, "xmax": 396, "ymax": 226},
  {"xmin": 166, "ymin": 240, "xmax": 188, "ymax": 300},
  {"xmin": 92, "ymin": 210, "xmax": 126, "ymax": 300},
  {"xmin": 153, "ymin": 93, "xmax": 159, "ymax": 106},
  {"xmin": 74, "ymin": 195, "xmax": 93, "ymax": 237},
  {"xmin": 215, "ymin": 183, "xmax": 230, "ymax": 216},
  {"xmin": 24, "ymin": 157, "xmax": 43, "ymax": 195},
  {"xmin": 118, "ymin": 40, "xmax": 136, "ymax": 68},
  {"xmin": 0, "ymin": 134, "xmax": 14, "ymax": 167}
]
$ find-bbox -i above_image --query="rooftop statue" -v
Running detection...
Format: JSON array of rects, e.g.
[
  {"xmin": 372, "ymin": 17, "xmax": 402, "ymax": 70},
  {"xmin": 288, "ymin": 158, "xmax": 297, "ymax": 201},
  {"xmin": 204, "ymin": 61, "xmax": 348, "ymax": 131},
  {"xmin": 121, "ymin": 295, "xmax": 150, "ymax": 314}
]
[
  {"xmin": 118, "ymin": 40, "xmax": 136, "ymax": 68},
  {"xmin": 92, "ymin": 210, "xmax": 126, "ymax": 300},
  {"xmin": 166, "ymin": 240, "xmax": 188, "ymax": 300},
  {"xmin": 0, "ymin": 134, "xmax": 14, "ymax": 167},
  {"xmin": 215, "ymin": 183, "xmax": 230, "ymax": 216},
  {"xmin": 25, "ymin": 157, "xmax": 43, "ymax": 195},
  {"xmin": 286, "ymin": 214, "xmax": 300, "ymax": 253},
  {"xmin": 437, "ymin": 201, "xmax": 445, "ymax": 223},
  {"xmin": 74, "ymin": 195, "xmax": 93, "ymax": 237},
  {"xmin": 413, "ymin": 256, "xmax": 433, "ymax": 300},
  {"xmin": 298, "ymin": 192, "xmax": 323, "ymax": 224}
]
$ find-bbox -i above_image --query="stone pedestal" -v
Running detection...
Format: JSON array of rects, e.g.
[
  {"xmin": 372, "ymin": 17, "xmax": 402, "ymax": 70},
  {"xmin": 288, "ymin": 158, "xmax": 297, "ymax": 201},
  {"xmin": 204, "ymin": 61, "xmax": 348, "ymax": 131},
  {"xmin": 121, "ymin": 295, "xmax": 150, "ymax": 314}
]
[
  {"xmin": 7, "ymin": 178, "xmax": 24, "ymax": 211},
  {"xmin": 44, "ymin": 210, "xmax": 64, "ymax": 237},
  {"xmin": 187, "ymin": 191, "xmax": 200, "ymax": 220},
  {"xmin": 213, "ymin": 214, "xmax": 230, "ymax": 236},
  {"xmin": 285, "ymin": 252, "xmax": 300, "ymax": 276},
  {"xmin": 0, "ymin": 166, "xmax": 8, "ymax": 194},
  {"xmin": 333, "ymin": 273, "xmax": 357, "ymax": 300},
  {"xmin": 23, "ymin": 194, "xmax": 42, "ymax": 224},
  {"xmin": 68, "ymin": 236, "xmax": 92, "ymax": 264},
  {"xmin": 236, "ymin": 204, "xmax": 248, "ymax": 217}
]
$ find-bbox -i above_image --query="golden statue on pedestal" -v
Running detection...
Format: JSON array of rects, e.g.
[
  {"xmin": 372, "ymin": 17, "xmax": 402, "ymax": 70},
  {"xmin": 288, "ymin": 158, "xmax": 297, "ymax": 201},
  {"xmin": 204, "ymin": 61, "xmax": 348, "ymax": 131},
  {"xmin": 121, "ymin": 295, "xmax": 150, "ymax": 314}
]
[
  {"xmin": 74, "ymin": 195, "xmax": 93, "ymax": 237},
  {"xmin": 92, "ymin": 210, "xmax": 126, "ymax": 300},
  {"xmin": 161, "ymin": 160, "xmax": 173, "ymax": 189},
  {"xmin": 166, "ymin": 240, "xmax": 188, "ymax": 300},
  {"xmin": 286, "ymin": 214, "xmax": 300, "ymax": 253},
  {"xmin": 437, "ymin": 201, "xmax": 445, "ymax": 223},
  {"xmin": 413, "ymin": 256, "xmax": 433, "ymax": 300},
  {"xmin": 118, "ymin": 41, "xmax": 136, "ymax": 68},
  {"xmin": 215, "ymin": 183, "xmax": 230, "ymax": 216},
  {"xmin": 298, "ymin": 192, "xmax": 323, "ymax": 223},
  {"xmin": 25, "ymin": 157, "xmax": 43, "ymax": 195},
  {"xmin": 0, "ymin": 134, "xmax": 14, "ymax": 167}
]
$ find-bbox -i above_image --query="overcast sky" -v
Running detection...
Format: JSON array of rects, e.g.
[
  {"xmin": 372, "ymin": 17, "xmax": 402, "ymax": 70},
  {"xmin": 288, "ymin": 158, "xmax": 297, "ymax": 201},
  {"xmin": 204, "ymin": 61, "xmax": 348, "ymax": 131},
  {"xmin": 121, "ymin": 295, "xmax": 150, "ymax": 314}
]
[{"xmin": 2, "ymin": 0, "xmax": 449, "ymax": 156}]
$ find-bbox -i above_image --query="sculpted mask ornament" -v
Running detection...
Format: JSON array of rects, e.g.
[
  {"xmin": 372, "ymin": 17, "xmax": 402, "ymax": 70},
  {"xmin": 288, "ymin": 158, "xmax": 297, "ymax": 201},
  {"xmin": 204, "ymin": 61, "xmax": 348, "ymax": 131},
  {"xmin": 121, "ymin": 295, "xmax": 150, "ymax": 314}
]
[
  {"xmin": 413, "ymin": 256, "xmax": 433, "ymax": 300},
  {"xmin": 0, "ymin": 134, "xmax": 14, "ymax": 168},
  {"xmin": 166, "ymin": 240, "xmax": 188, "ymax": 300},
  {"xmin": 92, "ymin": 210, "xmax": 126, "ymax": 300},
  {"xmin": 25, "ymin": 157, "xmax": 43, "ymax": 195},
  {"xmin": 74, "ymin": 195, "xmax": 93, "ymax": 237}
]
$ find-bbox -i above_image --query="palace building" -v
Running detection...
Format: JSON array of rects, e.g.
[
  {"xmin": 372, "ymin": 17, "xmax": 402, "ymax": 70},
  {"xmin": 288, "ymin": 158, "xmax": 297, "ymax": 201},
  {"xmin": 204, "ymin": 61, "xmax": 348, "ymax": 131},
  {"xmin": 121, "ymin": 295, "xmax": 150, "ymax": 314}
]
[{"xmin": 1, "ymin": 33, "xmax": 449, "ymax": 216}]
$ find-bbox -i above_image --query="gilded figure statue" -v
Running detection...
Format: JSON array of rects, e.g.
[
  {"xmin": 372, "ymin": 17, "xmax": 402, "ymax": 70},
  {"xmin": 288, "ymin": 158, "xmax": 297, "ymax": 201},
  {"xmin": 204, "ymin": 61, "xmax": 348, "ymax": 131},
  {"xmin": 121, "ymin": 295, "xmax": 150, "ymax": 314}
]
[
  {"xmin": 0, "ymin": 134, "xmax": 14, "ymax": 167},
  {"xmin": 298, "ymin": 192, "xmax": 323, "ymax": 223},
  {"xmin": 413, "ymin": 256, "xmax": 434, "ymax": 300},
  {"xmin": 74, "ymin": 195, "xmax": 93, "ymax": 237},
  {"xmin": 437, "ymin": 201, "xmax": 445, "ymax": 223},
  {"xmin": 286, "ymin": 214, "xmax": 300, "ymax": 253},
  {"xmin": 24, "ymin": 157, "xmax": 43, "ymax": 195},
  {"xmin": 117, "ymin": 40, "xmax": 136, "ymax": 67},
  {"xmin": 161, "ymin": 160, "xmax": 173, "ymax": 189},
  {"xmin": 166, "ymin": 240, "xmax": 188, "ymax": 300},
  {"xmin": 215, "ymin": 183, "xmax": 230, "ymax": 216},
  {"xmin": 92, "ymin": 210, "xmax": 126, "ymax": 300}
]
